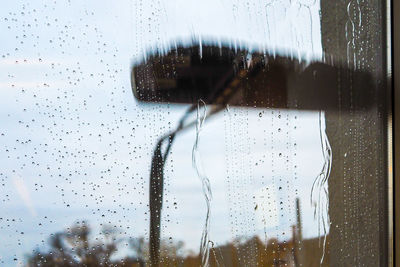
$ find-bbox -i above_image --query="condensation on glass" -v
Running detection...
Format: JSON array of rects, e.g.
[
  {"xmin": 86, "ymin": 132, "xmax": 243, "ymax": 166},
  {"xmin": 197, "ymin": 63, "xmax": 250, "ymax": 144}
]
[{"xmin": 0, "ymin": 0, "xmax": 390, "ymax": 266}]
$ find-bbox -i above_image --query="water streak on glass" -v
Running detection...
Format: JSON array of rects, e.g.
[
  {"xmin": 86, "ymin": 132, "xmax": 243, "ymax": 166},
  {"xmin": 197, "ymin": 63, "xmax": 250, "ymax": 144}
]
[
  {"xmin": 345, "ymin": 0, "xmax": 362, "ymax": 67},
  {"xmin": 310, "ymin": 111, "xmax": 332, "ymax": 264},
  {"xmin": 192, "ymin": 99, "xmax": 212, "ymax": 267}
]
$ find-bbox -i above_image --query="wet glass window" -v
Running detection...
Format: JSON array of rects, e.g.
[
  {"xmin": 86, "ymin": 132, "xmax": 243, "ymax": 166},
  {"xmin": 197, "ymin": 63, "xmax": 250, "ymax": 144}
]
[{"xmin": 0, "ymin": 1, "xmax": 391, "ymax": 266}]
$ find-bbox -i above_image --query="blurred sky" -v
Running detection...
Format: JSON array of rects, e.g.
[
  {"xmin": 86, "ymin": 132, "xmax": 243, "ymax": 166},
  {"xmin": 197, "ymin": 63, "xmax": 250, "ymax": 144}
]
[{"xmin": 0, "ymin": 0, "xmax": 325, "ymax": 266}]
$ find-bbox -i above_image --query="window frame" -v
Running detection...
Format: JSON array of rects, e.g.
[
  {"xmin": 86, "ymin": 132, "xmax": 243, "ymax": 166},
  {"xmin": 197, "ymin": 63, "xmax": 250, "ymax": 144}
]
[{"xmin": 391, "ymin": 0, "xmax": 399, "ymax": 266}]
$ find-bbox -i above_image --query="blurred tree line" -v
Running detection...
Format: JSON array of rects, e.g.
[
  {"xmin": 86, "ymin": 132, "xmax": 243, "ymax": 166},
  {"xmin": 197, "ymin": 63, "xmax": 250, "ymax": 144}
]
[{"xmin": 26, "ymin": 221, "xmax": 328, "ymax": 267}]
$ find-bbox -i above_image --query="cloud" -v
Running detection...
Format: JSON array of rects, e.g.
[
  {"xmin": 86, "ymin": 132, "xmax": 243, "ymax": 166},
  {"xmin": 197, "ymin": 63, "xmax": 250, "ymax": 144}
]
[
  {"xmin": 0, "ymin": 81, "xmax": 63, "ymax": 89},
  {"xmin": 0, "ymin": 57, "xmax": 69, "ymax": 67},
  {"xmin": 12, "ymin": 175, "xmax": 37, "ymax": 217}
]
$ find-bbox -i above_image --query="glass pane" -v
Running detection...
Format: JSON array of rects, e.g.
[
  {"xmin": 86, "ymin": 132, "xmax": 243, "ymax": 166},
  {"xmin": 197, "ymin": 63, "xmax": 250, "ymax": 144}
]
[{"xmin": 0, "ymin": 0, "xmax": 389, "ymax": 266}]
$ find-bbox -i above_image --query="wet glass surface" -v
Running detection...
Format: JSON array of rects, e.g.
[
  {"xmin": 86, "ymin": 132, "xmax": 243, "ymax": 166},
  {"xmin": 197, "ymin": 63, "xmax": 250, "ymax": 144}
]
[{"xmin": 0, "ymin": 0, "xmax": 389, "ymax": 266}]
